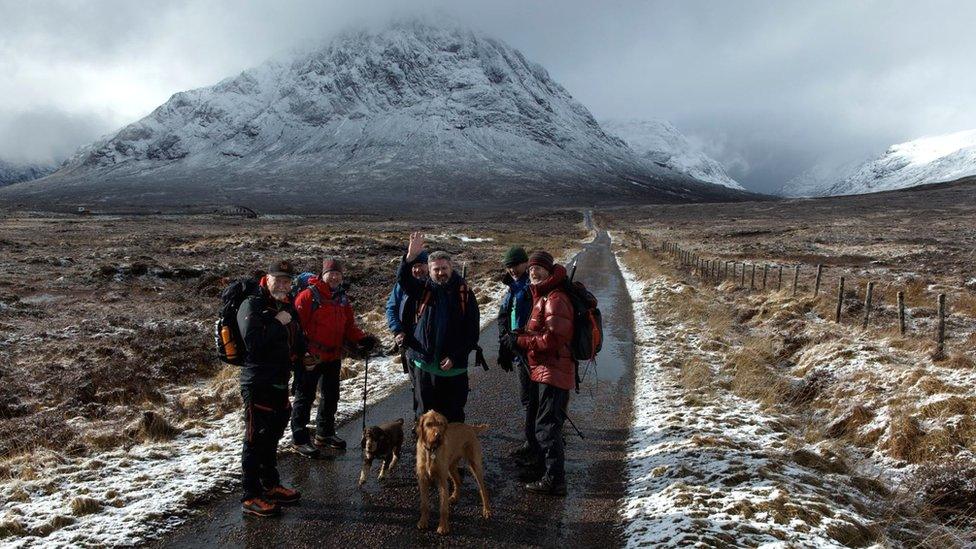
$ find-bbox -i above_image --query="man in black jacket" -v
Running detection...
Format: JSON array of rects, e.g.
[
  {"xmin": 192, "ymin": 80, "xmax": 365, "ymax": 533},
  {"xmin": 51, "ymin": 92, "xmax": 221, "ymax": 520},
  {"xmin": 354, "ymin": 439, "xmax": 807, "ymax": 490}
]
[
  {"xmin": 397, "ymin": 232, "xmax": 480, "ymax": 422},
  {"xmin": 236, "ymin": 260, "xmax": 304, "ymax": 517}
]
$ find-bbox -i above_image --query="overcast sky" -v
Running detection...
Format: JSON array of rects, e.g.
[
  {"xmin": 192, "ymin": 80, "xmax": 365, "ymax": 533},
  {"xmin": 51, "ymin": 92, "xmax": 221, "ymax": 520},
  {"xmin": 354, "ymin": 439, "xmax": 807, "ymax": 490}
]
[{"xmin": 3, "ymin": 0, "xmax": 976, "ymax": 192}]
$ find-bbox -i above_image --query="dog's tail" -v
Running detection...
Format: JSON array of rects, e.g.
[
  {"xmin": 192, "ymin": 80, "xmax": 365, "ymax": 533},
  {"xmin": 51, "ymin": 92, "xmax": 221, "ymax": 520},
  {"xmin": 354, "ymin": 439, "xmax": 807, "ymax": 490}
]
[{"xmin": 471, "ymin": 423, "xmax": 490, "ymax": 434}]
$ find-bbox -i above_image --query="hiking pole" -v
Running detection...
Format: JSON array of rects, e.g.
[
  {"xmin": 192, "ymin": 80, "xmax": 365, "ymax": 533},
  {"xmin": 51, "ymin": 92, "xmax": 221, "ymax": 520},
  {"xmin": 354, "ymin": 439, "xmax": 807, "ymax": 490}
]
[
  {"xmin": 565, "ymin": 413, "xmax": 585, "ymax": 440},
  {"xmin": 362, "ymin": 354, "xmax": 369, "ymax": 431}
]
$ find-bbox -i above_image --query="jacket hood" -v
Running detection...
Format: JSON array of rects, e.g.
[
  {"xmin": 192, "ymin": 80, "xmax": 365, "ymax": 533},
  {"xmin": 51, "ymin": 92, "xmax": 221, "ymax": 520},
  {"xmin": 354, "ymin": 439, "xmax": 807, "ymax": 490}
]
[{"xmin": 531, "ymin": 264, "xmax": 567, "ymax": 297}]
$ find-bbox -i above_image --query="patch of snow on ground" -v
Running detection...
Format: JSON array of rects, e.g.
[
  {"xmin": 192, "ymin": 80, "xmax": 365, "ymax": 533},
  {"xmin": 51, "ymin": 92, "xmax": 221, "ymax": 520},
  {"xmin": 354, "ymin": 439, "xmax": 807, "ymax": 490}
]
[
  {"xmin": 1, "ymin": 288, "xmax": 509, "ymax": 547},
  {"xmin": 616, "ymin": 252, "xmax": 882, "ymax": 547}
]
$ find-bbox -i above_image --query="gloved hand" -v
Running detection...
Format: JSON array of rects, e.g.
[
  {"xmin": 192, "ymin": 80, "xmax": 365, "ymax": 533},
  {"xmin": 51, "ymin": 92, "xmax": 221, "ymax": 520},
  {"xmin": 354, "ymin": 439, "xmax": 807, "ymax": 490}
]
[
  {"xmin": 274, "ymin": 310, "xmax": 292, "ymax": 325},
  {"xmin": 501, "ymin": 331, "xmax": 520, "ymax": 356},
  {"xmin": 358, "ymin": 334, "xmax": 379, "ymax": 353},
  {"xmin": 497, "ymin": 343, "xmax": 514, "ymax": 372}
]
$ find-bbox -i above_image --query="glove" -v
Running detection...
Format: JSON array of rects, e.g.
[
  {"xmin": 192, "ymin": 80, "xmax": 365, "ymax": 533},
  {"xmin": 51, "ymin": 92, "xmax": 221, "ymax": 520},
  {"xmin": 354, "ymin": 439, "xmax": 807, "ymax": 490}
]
[
  {"xmin": 497, "ymin": 343, "xmax": 513, "ymax": 372},
  {"xmin": 274, "ymin": 310, "xmax": 292, "ymax": 325},
  {"xmin": 358, "ymin": 334, "xmax": 379, "ymax": 353},
  {"xmin": 501, "ymin": 332, "xmax": 520, "ymax": 356}
]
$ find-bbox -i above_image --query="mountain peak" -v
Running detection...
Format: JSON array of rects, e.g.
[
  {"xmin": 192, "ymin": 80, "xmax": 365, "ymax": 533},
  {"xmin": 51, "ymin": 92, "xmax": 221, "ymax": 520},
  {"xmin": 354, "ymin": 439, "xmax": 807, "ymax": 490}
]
[
  {"xmin": 601, "ymin": 118, "xmax": 743, "ymax": 190},
  {"xmin": 781, "ymin": 129, "xmax": 976, "ymax": 197},
  {"xmin": 1, "ymin": 20, "xmax": 748, "ymax": 212}
]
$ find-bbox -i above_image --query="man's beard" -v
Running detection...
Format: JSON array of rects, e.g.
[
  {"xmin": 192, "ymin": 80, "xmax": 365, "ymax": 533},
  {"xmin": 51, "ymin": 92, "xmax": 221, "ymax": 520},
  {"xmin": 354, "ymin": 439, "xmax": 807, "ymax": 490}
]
[{"xmin": 271, "ymin": 290, "xmax": 289, "ymax": 302}]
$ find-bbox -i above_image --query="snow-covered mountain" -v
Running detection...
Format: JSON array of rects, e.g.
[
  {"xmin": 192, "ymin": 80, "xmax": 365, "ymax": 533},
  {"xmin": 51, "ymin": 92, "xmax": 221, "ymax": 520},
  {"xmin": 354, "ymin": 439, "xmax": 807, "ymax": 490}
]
[
  {"xmin": 0, "ymin": 18, "xmax": 749, "ymax": 212},
  {"xmin": 780, "ymin": 129, "xmax": 976, "ymax": 197},
  {"xmin": 0, "ymin": 159, "xmax": 57, "ymax": 187},
  {"xmin": 600, "ymin": 119, "xmax": 744, "ymax": 190}
]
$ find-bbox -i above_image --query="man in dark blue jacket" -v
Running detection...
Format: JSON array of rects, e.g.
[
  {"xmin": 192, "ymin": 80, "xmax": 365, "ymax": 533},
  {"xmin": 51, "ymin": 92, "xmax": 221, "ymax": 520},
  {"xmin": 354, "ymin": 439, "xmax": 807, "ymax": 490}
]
[
  {"xmin": 496, "ymin": 246, "xmax": 537, "ymax": 464},
  {"xmin": 236, "ymin": 260, "xmax": 304, "ymax": 517},
  {"xmin": 398, "ymin": 232, "xmax": 480, "ymax": 422},
  {"xmin": 386, "ymin": 250, "xmax": 428, "ymax": 422}
]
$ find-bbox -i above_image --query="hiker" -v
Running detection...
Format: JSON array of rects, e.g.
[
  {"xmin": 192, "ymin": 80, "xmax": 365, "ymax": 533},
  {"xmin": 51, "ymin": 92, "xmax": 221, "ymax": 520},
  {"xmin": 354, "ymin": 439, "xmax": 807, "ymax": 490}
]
[
  {"xmin": 500, "ymin": 251, "xmax": 573, "ymax": 496},
  {"xmin": 398, "ymin": 232, "xmax": 480, "ymax": 423},
  {"xmin": 237, "ymin": 260, "xmax": 304, "ymax": 516},
  {"xmin": 496, "ymin": 247, "xmax": 538, "ymax": 465},
  {"xmin": 386, "ymin": 250, "xmax": 429, "ymax": 422},
  {"xmin": 291, "ymin": 258, "xmax": 378, "ymax": 458}
]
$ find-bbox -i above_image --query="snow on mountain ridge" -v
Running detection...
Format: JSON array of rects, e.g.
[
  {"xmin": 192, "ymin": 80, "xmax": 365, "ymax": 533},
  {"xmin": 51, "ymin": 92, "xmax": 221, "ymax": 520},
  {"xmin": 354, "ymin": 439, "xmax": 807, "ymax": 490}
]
[
  {"xmin": 1, "ymin": 17, "xmax": 749, "ymax": 212},
  {"xmin": 0, "ymin": 158, "xmax": 57, "ymax": 187},
  {"xmin": 600, "ymin": 118, "xmax": 744, "ymax": 190},
  {"xmin": 780, "ymin": 129, "xmax": 976, "ymax": 197}
]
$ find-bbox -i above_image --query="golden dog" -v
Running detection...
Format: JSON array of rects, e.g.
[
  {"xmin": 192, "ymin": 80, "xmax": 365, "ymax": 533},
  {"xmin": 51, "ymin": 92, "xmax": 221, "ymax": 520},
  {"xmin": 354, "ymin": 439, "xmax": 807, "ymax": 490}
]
[{"xmin": 415, "ymin": 410, "xmax": 491, "ymax": 535}]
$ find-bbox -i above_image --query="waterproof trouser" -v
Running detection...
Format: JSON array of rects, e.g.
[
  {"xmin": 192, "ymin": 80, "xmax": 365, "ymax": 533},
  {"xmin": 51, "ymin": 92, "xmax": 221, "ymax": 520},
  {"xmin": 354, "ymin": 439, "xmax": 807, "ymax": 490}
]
[
  {"xmin": 516, "ymin": 359, "xmax": 540, "ymax": 451},
  {"xmin": 412, "ymin": 365, "xmax": 469, "ymax": 423},
  {"xmin": 290, "ymin": 359, "xmax": 341, "ymax": 444},
  {"xmin": 241, "ymin": 383, "xmax": 291, "ymax": 500},
  {"xmin": 536, "ymin": 383, "xmax": 570, "ymax": 483}
]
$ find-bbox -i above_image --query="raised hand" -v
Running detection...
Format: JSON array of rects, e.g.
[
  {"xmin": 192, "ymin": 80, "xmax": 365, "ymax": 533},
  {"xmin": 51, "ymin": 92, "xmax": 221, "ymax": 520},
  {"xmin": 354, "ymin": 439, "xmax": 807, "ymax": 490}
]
[{"xmin": 406, "ymin": 231, "xmax": 425, "ymax": 262}]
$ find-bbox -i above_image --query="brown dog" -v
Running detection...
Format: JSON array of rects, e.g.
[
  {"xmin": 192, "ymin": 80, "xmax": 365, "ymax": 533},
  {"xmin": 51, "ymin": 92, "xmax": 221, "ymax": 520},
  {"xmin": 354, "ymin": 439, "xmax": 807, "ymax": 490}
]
[
  {"xmin": 359, "ymin": 418, "xmax": 405, "ymax": 487},
  {"xmin": 415, "ymin": 410, "xmax": 491, "ymax": 535}
]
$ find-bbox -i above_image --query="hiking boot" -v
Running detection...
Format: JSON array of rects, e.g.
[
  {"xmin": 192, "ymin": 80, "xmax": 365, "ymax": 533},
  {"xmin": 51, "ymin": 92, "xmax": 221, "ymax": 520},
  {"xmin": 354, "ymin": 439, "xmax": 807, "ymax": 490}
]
[
  {"xmin": 515, "ymin": 451, "xmax": 544, "ymax": 469},
  {"xmin": 315, "ymin": 434, "xmax": 347, "ymax": 450},
  {"xmin": 242, "ymin": 497, "xmax": 280, "ymax": 517},
  {"xmin": 525, "ymin": 477, "xmax": 567, "ymax": 497},
  {"xmin": 264, "ymin": 485, "xmax": 301, "ymax": 505},
  {"xmin": 293, "ymin": 443, "xmax": 321, "ymax": 459},
  {"xmin": 508, "ymin": 443, "xmax": 540, "ymax": 461}
]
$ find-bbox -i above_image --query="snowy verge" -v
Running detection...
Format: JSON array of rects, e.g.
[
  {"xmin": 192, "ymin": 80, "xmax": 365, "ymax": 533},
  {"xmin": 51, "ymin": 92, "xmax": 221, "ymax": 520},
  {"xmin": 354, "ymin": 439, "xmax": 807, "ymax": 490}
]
[
  {"xmin": 615, "ymin": 249, "xmax": 884, "ymax": 547},
  {"xmin": 0, "ymin": 286, "xmax": 510, "ymax": 548}
]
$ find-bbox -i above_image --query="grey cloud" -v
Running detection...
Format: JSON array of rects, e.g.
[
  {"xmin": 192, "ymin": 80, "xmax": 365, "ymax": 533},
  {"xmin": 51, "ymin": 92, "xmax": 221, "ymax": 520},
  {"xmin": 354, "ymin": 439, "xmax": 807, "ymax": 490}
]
[
  {"xmin": 0, "ymin": 108, "xmax": 114, "ymax": 164},
  {"xmin": 2, "ymin": 0, "xmax": 976, "ymax": 191}
]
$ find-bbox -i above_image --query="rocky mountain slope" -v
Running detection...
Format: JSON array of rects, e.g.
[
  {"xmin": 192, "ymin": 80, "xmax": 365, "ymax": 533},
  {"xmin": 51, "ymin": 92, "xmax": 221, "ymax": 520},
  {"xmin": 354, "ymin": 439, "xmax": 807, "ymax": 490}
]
[
  {"xmin": 780, "ymin": 129, "xmax": 976, "ymax": 197},
  {"xmin": 0, "ymin": 158, "xmax": 56, "ymax": 187},
  {"xmin": 601, "ymin": 118, "xmax": 743, "ymax": 190},
  {"xmin": 0, "ymin": 18, "xmax": 752, "ymax": 213}
]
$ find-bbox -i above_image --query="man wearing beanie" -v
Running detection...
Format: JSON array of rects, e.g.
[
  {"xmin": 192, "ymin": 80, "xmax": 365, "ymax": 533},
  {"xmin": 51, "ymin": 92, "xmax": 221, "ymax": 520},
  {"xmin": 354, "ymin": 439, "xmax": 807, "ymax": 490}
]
[
  {"xmin": 496, "ymin": 246, "xmax": 539, "ymax": 467},
  {"xmin": 236, "ymin": 260, "xmax": 304, "ymax": 516},
  {"xmin": 500, "ymin": 250, "xmax": 573, "ymax": 496},
  {"xmin": 398, "ymin": 232, "xmax": 480, "ymax": 422},
  {"xmin": 291, "ymin": 257, "xmax": 379, "ymax": 457},
  {"xmin": 385, "ymin": 249, "xmax": 429, "ymax": 423}
]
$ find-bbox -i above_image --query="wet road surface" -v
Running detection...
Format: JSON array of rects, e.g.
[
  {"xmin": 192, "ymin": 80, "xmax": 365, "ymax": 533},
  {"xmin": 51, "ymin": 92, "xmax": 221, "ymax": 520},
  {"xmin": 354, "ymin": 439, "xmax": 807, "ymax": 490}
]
[{"xmin": 158, "ymin": 230, "xmax": 635, "ymax": 548}]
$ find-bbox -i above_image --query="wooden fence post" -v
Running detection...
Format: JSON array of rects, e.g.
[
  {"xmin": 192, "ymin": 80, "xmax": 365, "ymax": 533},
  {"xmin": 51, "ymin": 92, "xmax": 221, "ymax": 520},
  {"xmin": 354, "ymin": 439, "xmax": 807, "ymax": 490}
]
[
  {"xmin": 777, "ymin": 265, "xmax": 783, "ymax": 291},
  {"xmin": 835, "ymin": 276, "xmax": 845, "ymax": 323},
  {"xmin": 862, "ymin": 282, "xmax": 874, "ymax": 328},
  {"xmin": 762, "ymin": 264, "xmax": 769, "ymax": 290},
  {"xmin": 814, "ymin": 264, "xmax": 823, "ymax": 298},
  {"xmin": 936, "ymin": 293, "xmax": 947, "ymax": 358},
  {"xmin": 898, "ymin": 291, "xmax": 906, "ymax": 336},
  {"xmin": 740, "ymin": 263, "xmax": 746, "ymax": 287},
  {"xmin": 792, "ymin": 265, "xmax": 800, "ymax": 296},
  {"xmin": 750, "ymin": 264, "xmax": 756, "ymax": 290}
]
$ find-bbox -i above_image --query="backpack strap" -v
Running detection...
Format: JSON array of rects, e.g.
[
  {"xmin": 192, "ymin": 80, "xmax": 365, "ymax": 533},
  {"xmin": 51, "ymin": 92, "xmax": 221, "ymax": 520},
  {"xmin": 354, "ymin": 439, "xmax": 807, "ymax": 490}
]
[
  {"xmin": 309, "ymin": 285, "xmax": 323, "ymax": 314},
  {"xmin": 415, "ymin": 288, "xmax": 433, "ymax": 323},
  {"xmin": 458, "ymin": 283, "xmax": 468, "ymax": 317}
]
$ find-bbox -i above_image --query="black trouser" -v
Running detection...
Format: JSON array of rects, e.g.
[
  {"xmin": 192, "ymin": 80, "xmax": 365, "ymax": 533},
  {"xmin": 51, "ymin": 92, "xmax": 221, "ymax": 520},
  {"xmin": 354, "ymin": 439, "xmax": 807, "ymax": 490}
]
[
  {"xmin": 516, "ymin": 359, "xmax": 540, "ymax": 450},
  {"xmin": 413, "ymin": 366, "xmax": 469, "ymax": 423},
  {"xmin": 402, "ymin": 348, "xmax": 420, "ymax": 422},
  {"xmin": 536, "ymin": 383, "xmax": 570, "ymax": 483},
  {"xmin": 290, "ymin": 359, "xmax": 341, "ymax": 444},
  {"xmin": 241, "ymin": 383, "xmax": 291, "ymax": 500}
]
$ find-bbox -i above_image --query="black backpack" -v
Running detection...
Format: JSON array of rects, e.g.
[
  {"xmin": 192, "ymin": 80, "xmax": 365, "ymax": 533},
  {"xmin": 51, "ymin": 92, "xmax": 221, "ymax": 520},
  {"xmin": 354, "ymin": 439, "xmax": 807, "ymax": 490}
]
[{"xmin": 214, "ymin": 277, "xmax": 261, "ymax": 365}]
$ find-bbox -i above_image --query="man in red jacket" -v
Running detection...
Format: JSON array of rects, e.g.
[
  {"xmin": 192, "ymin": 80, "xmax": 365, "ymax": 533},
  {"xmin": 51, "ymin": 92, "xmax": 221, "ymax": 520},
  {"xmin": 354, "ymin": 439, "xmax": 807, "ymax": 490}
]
[
  {"xmin": 501, "ymin": 250, "xmax": 573, "ymax": 496},
  {"xmin": 291, "ymin": 258, "xmax": 378, "ymax": 458}
]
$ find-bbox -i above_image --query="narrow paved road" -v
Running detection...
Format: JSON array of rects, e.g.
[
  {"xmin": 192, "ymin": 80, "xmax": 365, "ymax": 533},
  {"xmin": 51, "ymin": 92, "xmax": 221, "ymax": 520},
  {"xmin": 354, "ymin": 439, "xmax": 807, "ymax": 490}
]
[{"xmin": 159, "ymin": 230, "xmax": 635, "ymax": 548}]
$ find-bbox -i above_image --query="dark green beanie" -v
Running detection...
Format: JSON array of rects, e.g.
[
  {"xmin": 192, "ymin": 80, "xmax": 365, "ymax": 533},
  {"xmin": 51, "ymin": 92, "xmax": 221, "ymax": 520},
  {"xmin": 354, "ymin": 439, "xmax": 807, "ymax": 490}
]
[{"xmin": 503, "ymin": 246, "xmax": 529, "ymax": 268}]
